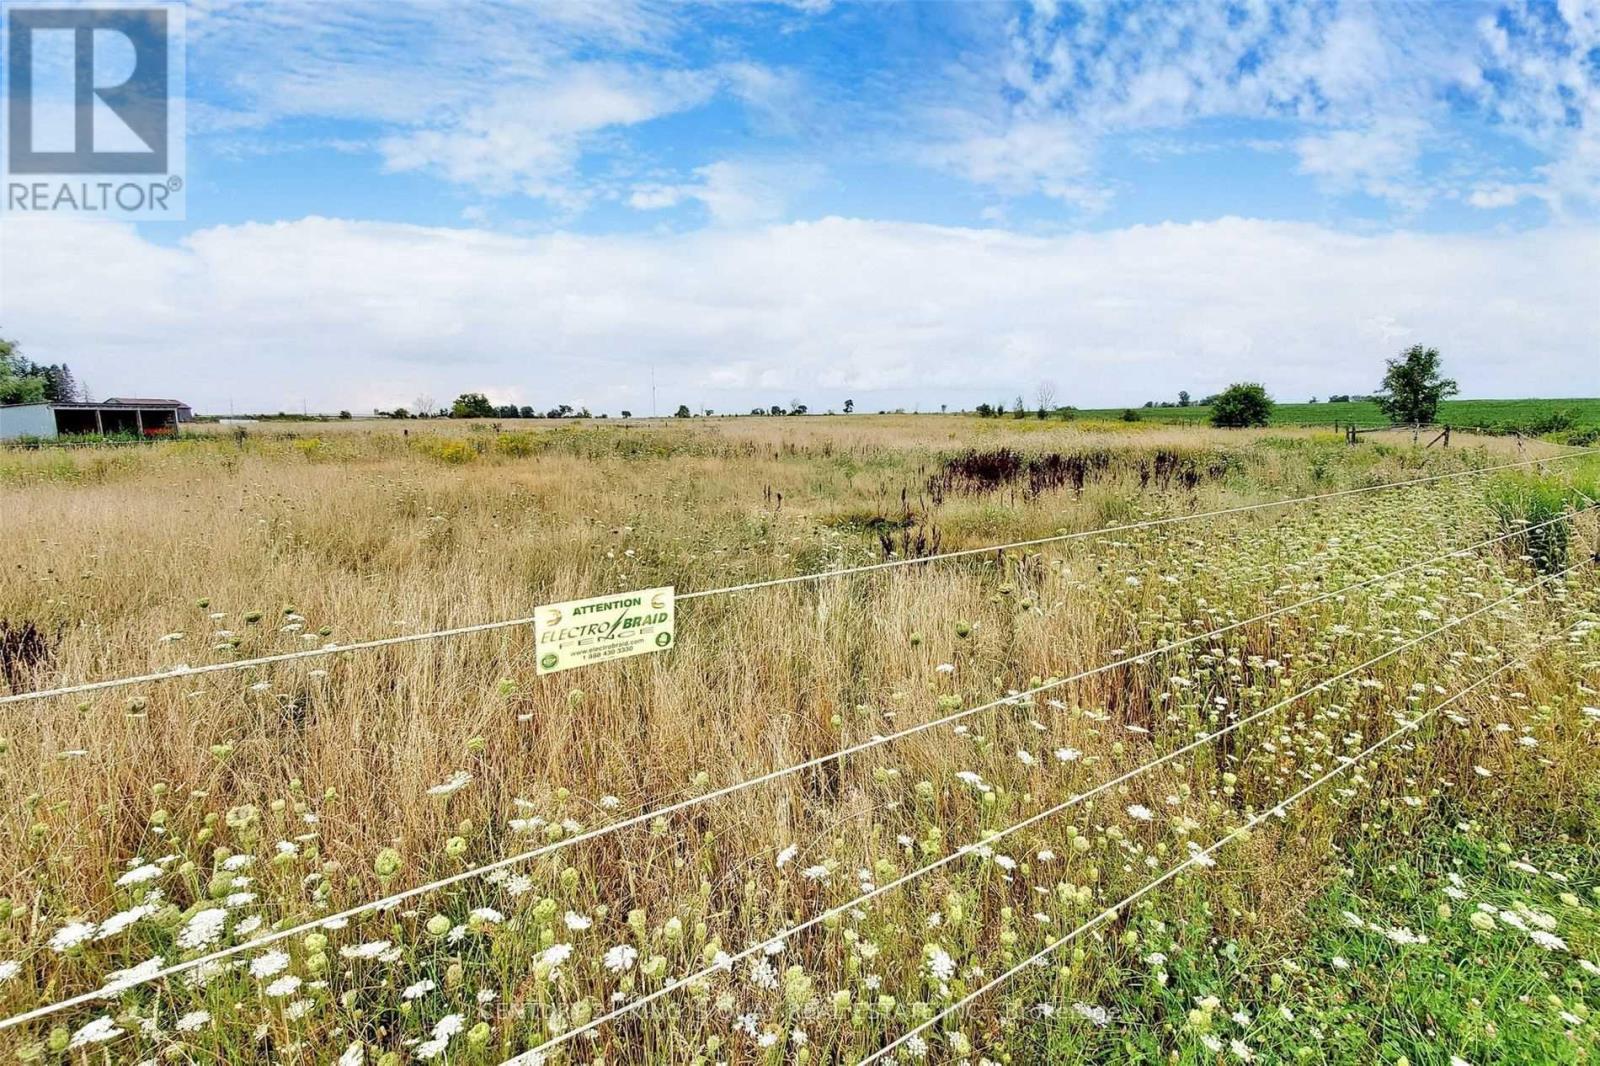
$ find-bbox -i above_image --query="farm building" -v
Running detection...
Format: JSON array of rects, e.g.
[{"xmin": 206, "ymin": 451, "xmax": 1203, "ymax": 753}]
[{"xmin": 0, "ymin": 399, "xmax": 191, "ymax": 441}]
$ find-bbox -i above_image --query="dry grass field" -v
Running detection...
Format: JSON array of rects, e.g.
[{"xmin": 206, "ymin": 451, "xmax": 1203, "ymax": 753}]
[{"xmin": 0, "ymin": 416, "xmax": 1598, "ymax": 1064}]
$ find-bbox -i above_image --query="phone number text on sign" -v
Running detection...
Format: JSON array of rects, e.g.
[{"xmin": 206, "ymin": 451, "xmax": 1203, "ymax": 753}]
[{"xmin": 533, "ymin": 586, "xmax": 675, "ymax": 676}]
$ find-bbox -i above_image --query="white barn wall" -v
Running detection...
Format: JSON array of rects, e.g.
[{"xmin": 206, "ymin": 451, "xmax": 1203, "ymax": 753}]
[{"xmin": 0, "ymin": 404, "xmax": 57, "ymax": 441}]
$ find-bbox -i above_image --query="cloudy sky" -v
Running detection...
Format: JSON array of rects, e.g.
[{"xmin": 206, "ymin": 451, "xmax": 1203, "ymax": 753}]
[{"xmin": 1, "ymin": 0, "xmax": 1596, "ymax": 415}]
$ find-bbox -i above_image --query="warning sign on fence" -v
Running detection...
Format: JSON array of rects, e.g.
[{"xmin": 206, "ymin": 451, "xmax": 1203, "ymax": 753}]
[{"xmin": 533, "ymin": 586, "xmax": 675, "ymax": 676}]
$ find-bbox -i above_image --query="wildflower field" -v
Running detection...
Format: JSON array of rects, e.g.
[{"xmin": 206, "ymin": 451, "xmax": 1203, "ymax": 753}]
[{"xmin": 1, "ymin": 417, "xmax": 1598, "ymax": 1065}]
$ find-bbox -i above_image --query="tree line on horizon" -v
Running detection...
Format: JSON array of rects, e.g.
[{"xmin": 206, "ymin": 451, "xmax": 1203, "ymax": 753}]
[
  {"xmin": 0, "ymin": 333, "xmax": 1470, "ymax": 431},
  {"xmin": 0, "ymin": 335, "xmax": 86, "ymax": 406}
]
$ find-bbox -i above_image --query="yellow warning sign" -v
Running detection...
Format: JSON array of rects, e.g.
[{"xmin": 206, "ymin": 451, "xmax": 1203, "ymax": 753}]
[{"xmin": 534, "ymin": 586, "xmax": 675, "ymax": 676}]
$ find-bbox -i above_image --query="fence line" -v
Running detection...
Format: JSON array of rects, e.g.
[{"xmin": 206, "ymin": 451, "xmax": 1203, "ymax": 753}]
[
  {"xmin": 1, "ymin": 528, "xmax": 1589, "ymax": 1036},
  {"xmin": 858, "ymin": 618, "xmax": 1582, "ymax": 1064},
  {"xmin": 497, "ymin": 557, "xmax": 1590, "ymax": 1061},
  {"xmin": 2, "ymin": 447, "xmax": 1594, "ymax": 708}
]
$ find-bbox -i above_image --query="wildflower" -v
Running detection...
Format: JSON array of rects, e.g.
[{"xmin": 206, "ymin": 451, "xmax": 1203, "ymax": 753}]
[
  {"xmin": 775, "ymin": 844, "xmax": 798, "ymax": 868},
  {"xmin": 1054, "ymin": 747, "xmax": 1082, "ymax": 762},
  {"xmin": 1528, "ymin": 930, "xmax": 1567, "ymax": 952},
  {"xmin": 115, "ymin": 863, "xmax": 164, "ymax": 887},
  {"xmin": 427, "ymin": 771, "xmax": 473, "ymax": 797},
  {"xmin": 927, "ymin": 948, "xmax": 956, "ymax": 982},
  {"xmin": 0, "ymin": 961, "xmax": 19, "ymax": 983},
  {"xmin": 249, "ymin": 950, "xmax": 289, "ymax": 979},
  {"xmin": 1127, "ymin": 804, "xmax": 1154, "ymax": 822},
  {"xmin": 1017, "ymin": 749, "xmax": 1035, "ymax": 766},
  {"xmin": 70, "ymin": 1016, "xmax": 124, "ymax": 1047},
  {"xmin": 264, "ymin": 974, "xmax": 302, "ymax": 997},
  {"xmin": 1073, "ymin": 1002, "xmax": 1111, "ymax": 1027},
  {"xmin": 96, "ymin": 904, "xmax": 157, "ymax": 940},
  {"xmin": 48, "ymin": 921, "xmax": 97, "ymax": 953},
  {"xmin": 172, "ymin": 1009, "xmax": 212, "ymax": 1033},
  {"xmin": 801, "ymin": 865, "xmax": 830, "ymax": 881},
  {"xmin": 604, "ymin": 944, "xmax": 638, "ymax": 973},
  {"xmin": 100, "ymin": 956, "xmax": 165, "ymax": 994},
  {"xmin": 402, "ymin": 978, "xmax": 437, "ymax": 1000},
  {"xmin": 563, "ymin": 911, "xmax": 592, "ymax": 932},
  {"xmin": 177, "ymin": 908, "xmax": 228, "ymax": 950},
  {"xmin": 540, "ymin": 942, "xmax": 573, "ymax": 979},
  {"xmin": 748, "ymin": 959, "xmax": 779, "ymax": 990},
  {"xmin": 339, "ymin": 940, "xmax": 392, "ymax": 960}
]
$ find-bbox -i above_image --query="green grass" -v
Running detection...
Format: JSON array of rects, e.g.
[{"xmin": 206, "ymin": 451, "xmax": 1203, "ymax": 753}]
[
  {"xmin": 1068, "ymin": 398, "xmax": 1600, "ymax": 434},
  {"xmin": 1021, "ymin": 819, "xmax": 1600, "ymax": 1065}
]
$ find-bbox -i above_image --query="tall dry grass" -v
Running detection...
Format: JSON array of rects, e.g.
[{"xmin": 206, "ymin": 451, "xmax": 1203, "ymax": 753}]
[{"xmin": 0, "ymin": 417, "xmax": 1594, "ymax": 1062}]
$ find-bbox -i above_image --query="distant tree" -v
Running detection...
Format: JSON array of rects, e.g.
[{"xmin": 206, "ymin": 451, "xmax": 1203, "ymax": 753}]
[
  {"xmin": 338, "ymin": 410, "xmax": 352, "ymax": 420},
  {"xmin": 769, "ymin": 404, "xmax": 783, "ymax": 416},
  {"xmin": 975, "ymin": 402, "xmax": 994, "ymax": 418},
  {"xmin": 450, "ymin": 393, "xmax": 495, "ymax": 418},
  {"xmin": 844, "ymin": 398, "xmax": 854, "ymax": 414},
  {"xmin": 1377, "ymin": 344, "xmax": 1457, "ymax": 425},
  {"xmin": 520, "ymin": 405, "xmax": 537, "ymax": 418},
  {"xmin": 621, "ymin": 410, "xmax": 632, "ymax": 419},
  {"xmin": 495, "ymin": 404, "xmax": 519, "ymax": 418},
  {"xmin": 1209, "ymin": 383, "xmax": 1274, "ymax": 428},
  {"xmin": 1121, "ymin": 408, "xmax": 1140, "ymax": 422},
  {"xmin": 1142, "ymin": 400, "xmax": 1154, "ymax": 408},
  {"xmin": 1012, "ymin": 395, "xmax": 1025, "ymax": 419},
  {"xmin": 41, "ymin": 363, "xmax": 79, "ymax": 402},
  {"xmin": 674, "ymin": 404, "xmax": 692, "ymax": 418},
  {"xmin": 0, "ymin": 336, "xmax": 50, "ymax": 404},
  {"xmin": 1328, "ymin": 394, "xmax": 1351, "ymax": 404},
  {"xmin": 1035, "ymin": 380, "xmax": 1056, "ymax": 419},
  {"xmin": 789, "ymin": 398, "xmax": 807, "ymax": 415},
  {"xmin": 1308, "ymin": 396, "xmax": 1318, "ymax": 404},
  {"xmin": 1178, "ymin": 390, "xmax": 1191, "ymax": 407}
]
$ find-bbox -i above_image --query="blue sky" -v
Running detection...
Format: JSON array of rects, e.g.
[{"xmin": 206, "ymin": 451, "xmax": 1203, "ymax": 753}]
[{"xmin": 1, "ymin": 0, "xmax": 1596, "ymax": 414}]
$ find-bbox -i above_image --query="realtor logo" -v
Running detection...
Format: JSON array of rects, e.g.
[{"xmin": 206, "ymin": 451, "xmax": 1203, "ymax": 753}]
[{"xmin": 3, "ymin": 1, "xmax": 185, "ymax": 219}]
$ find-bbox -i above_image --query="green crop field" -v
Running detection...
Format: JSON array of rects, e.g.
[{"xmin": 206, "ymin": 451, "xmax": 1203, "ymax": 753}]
[{"xmin": 1069, "ymin": 398, "xmax": 1600, "ymax": 433}]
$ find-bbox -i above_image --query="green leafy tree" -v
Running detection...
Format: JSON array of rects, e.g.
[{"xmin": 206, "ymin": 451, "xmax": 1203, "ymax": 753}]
[
  {"xmin": 1209, "ymin": 382, "xmax": 1274, "ymax": 427},
  {"xmin": 1377, "ymin": 344, "xmax": 1458, "ymax": 425},
  {"xmin": 843, "ymin": 398, "xmax": 854, "ymax": 413},
  {"xmin": 674, "ymin": 404, "xmax": 692, "ymax": 418},
  {"xmin": 450, "ymin": 392, "xmax": 495, "ymax": 418},
  {"xmin": 0, "ymin": 336, "xmax": 48, "ymax": 404},
  {"xmin": 1177, "ymin": 390, "xmax": 1191, "ymax": 407}
]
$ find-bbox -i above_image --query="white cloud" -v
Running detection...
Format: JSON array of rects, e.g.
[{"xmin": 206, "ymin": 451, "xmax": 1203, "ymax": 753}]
[
  {"xmin": 1294, "ymin": 118, "xmax": 1430, "ymax": 208},
  {"xmin": 921, "ymin": 1, "xmax": 1453, "ymax": 209},
  {"xmin": 379, "ymin": 65, "xmax": 716, "ymax": 204},
  {"xmin": 1469, "ymin": 0, "xmax": 1600, "ymax": 214},
  {"xmin": 629, "ymin": 160, "xmax": 824, "ymax": 226},
  {"xmin": 2, "ymin": 216, "xmax": 1594, "ymax": 414}
]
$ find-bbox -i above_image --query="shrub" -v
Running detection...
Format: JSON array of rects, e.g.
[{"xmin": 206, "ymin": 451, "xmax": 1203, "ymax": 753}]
[
  {"xmin": 1209, "ymin": 383, "xmax": 1274, "ymax": 428},
  {"xmin": 1487, "ymin": 474, "xmax": 1573, "ymax": 575},
  {"xmin": 416, "ymin": 437, "xmax": 477, "ymax": 464},
  {"xmin": 494, "ymin": 432, "xmax": 537, "ymax": 457}
]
